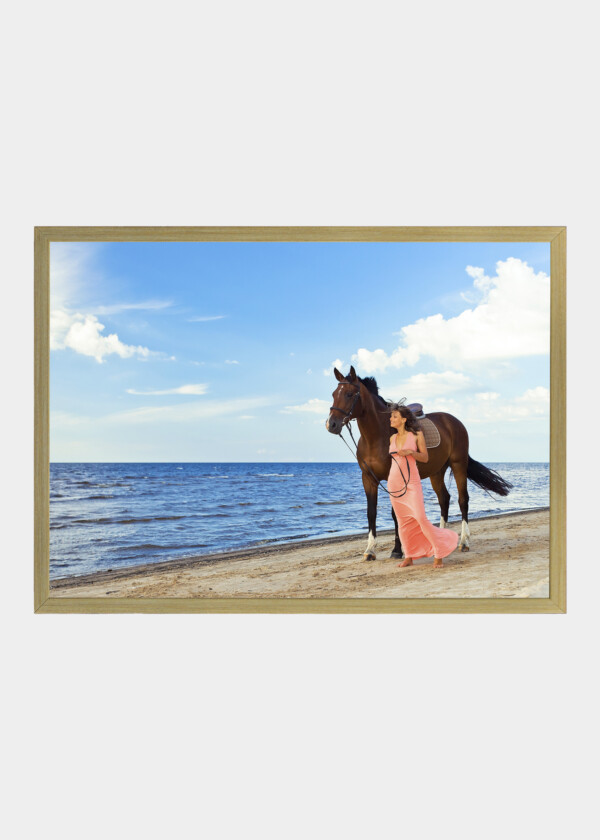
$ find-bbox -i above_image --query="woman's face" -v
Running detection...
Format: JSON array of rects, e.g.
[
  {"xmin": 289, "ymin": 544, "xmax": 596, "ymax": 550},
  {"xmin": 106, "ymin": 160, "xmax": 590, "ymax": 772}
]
[{"xmin": 390, "ymin": 410, "xmax": 405, "ymax": 429}]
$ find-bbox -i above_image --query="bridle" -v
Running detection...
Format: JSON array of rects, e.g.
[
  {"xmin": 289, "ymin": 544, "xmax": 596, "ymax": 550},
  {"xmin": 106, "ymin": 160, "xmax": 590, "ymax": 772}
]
[
  {"xmin": 329, "ymin": 382, "xmax": 411, "ymax": 498},
  {"xmin": 329, "ymin": 383, "xmax": 362, "ymax": 423}
]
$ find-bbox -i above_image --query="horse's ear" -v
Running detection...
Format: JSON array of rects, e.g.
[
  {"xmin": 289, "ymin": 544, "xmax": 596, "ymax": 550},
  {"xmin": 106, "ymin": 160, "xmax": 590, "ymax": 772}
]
[
  {"xmin": 333, "ymin": 367, "xmax": 344, "ymax": 382},
  {"xmin": 348, "ymin": 365, "xmax": 357, "ymax": 382}
]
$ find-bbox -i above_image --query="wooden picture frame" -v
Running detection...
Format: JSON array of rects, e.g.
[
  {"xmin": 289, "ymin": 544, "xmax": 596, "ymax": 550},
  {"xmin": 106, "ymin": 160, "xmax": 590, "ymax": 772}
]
[{"xmin": 34, "ymin": 226, "xmax": 566, "ymax": 613}]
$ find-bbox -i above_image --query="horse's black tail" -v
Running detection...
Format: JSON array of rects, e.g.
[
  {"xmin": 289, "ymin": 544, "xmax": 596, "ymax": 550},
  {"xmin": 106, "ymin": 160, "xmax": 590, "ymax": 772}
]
[{"xmin": 467, "ymin": 456, "xmax": 513, "ymax": 497}]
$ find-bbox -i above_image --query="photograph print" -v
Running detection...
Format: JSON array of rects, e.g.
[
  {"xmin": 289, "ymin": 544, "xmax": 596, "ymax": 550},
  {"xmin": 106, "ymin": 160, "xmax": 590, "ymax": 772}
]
[{"xmin": 38, "ymin": 229, "xmax": 563, "ymax": 612}]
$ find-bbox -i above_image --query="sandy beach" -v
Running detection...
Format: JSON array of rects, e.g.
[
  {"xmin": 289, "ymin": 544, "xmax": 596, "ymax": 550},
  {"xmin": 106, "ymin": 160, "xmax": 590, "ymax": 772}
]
[{"xmin": 50, "ymin": 508, "xmax": 549, "ymax": 599}]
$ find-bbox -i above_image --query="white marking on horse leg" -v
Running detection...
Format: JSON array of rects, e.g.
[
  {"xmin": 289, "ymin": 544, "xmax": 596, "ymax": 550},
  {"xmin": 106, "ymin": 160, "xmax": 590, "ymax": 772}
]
[
  {"xmin": 459, "ymin": 520, "xmax": 471, "ymax": 548},
  {"xmin": 364, "ymin": 530, "xmax": 377, "ymax": 559},
  {"xmin": 439, "ymin": 516, "xmax": 447, "ymax": 528}
]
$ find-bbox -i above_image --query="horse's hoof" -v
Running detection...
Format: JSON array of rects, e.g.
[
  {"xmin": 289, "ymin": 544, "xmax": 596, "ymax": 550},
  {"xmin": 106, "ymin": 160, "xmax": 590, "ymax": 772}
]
[
  {"xmin": 460, "ymin": 544, "xmax": 470, "ymax": 552},
  {"xmin": 363, "ymin": 553, "xmax": 376, "ymax": 562},
  {"xmin": 390, "ymin": 551, "xmax": 403, "ymax": 559}
]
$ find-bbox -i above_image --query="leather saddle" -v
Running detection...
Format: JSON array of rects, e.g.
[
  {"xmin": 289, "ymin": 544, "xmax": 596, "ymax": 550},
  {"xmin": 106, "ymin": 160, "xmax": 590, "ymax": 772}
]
[{"xmin": 407, "ymin": 403, "xmax": 440, "ymax": 448}]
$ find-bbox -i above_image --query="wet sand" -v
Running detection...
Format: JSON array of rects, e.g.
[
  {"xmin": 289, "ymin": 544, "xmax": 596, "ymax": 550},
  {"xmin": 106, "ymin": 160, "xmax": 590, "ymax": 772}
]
[{"xmin": 50, "ymin": 508, "xmax": 550, "ymax": 599}]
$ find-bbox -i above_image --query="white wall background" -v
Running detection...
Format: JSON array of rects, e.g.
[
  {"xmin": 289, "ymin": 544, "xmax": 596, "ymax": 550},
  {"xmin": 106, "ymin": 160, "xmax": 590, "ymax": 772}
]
[{"xmin": 1, "ymin": 2, "xmax": 595, "ymax": 839}]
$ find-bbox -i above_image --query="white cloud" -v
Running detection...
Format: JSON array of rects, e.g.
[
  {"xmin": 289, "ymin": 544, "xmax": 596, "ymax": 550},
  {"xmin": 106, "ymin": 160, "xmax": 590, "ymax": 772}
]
[
  {"xmin": 126, "ymin": 384, "xmax": 208, "ymax": 396},
  {"xmin": 54, "ymin": 313, "xmax": 152, "ymax": 364},
  {"xmin": 50, "ymin": 309, "xmax": 75, "ymax": 351},
  {"xmin": 93, "ymin": 300, "xmax": 173, "ymax": 315},
  {"xmin": 323, "ymin": 358, "xmax": 345, "ymax": 376},
  {"xmin": 54, "ymin": 400, "xmax": 268, "ymax": 429},
  {"xmin": 225, "ymin": 359, "xmax": 239, "ymax": 365},
  {"xmin": 50, "ymin": 243, "xmax": 155, "ymax": 363},
  {"xmin": 463, "ymin": 386, "xmax": 549, "ymax": 423},
  {"xmin": 384, "ymin": 371, "xmax": 473, "ymax": 402},
  {"xmin": 352, "ymin": 258, "xmax": 549, "ymax": 373},
  {"xmin": 50, "ymin": 243, "xmax": 97, "ymax": 311},
  {"xmin": 281, "ymin": 398, "xmax": 330, "ymax": 415},
  {"xmin": 105, "ymin": 397, "xmax": 272, "ymax": 425},
  {"xmin": 362, "ymin": 384, "xmax": 549, "ymax": 427},
  {"xmin": 465, "ymin": 264, "xmax": 494, "ymax": 293},
  {"xmin": 514, "ymin": 386, "xmax": 550, "ymax": 416},
  {"xmin": 50, "ymin": 410, "xmax": 89, "ymax": 428},
  {"xmin": 188, "ymin": 315, "xmax": 226, "ymax": 322}
]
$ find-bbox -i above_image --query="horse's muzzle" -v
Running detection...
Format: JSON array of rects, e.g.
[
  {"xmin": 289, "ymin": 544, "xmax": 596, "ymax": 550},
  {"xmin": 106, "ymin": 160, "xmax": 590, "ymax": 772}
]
[{"xmin": 326, "ymin": 414, "xmax": 343, "ymax": 435}]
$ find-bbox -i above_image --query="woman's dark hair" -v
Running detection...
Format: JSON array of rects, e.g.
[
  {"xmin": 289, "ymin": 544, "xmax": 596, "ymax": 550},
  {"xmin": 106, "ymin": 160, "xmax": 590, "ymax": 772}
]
[{"xmin": 389, "ymin": 403, "xmax": 421, "ymax": 435}]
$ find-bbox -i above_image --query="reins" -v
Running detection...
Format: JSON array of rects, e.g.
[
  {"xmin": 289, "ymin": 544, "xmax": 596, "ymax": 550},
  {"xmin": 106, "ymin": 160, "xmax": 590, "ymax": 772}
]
[{"xmin": 331, "ymin": 385, "xmax": 411, "ymax": 499}]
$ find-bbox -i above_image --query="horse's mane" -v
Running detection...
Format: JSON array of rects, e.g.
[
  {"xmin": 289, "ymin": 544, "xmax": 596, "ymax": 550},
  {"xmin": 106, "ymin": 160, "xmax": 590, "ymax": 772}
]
[{"xmin": 358, "ymin": 375, "xmax": 389, "ymax": 408}]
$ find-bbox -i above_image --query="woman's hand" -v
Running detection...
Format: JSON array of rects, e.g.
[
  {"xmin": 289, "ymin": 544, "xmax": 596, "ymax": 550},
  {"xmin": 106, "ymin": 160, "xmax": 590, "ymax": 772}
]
[{"xmin": 395, "ymin": 432, "xmax": 429, "ymax": 463}]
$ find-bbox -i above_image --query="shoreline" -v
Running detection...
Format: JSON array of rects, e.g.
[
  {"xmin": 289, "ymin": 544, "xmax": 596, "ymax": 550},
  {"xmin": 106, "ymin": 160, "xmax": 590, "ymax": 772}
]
[{"xmin": 50, "ymin": 508, "xmax": 550, "ymax": 599}]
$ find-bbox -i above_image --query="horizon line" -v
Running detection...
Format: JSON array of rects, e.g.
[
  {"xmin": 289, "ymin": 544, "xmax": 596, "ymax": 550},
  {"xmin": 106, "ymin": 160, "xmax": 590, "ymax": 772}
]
[{"xmin": 50, "ymin": 459, "xmax": 550, "ymax": 465}]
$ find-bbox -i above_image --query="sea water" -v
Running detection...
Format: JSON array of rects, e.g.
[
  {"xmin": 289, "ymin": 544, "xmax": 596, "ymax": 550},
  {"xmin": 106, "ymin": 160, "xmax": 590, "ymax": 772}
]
[{"xmin": 50, "ymin": 462, "xmax": 549, "ymax": 579}]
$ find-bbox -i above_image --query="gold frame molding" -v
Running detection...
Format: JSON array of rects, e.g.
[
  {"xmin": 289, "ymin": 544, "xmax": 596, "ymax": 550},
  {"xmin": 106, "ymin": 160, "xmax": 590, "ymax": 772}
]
[{"xmin": 34, "ymin": 226, "xmax": 566, "ymax": 613}]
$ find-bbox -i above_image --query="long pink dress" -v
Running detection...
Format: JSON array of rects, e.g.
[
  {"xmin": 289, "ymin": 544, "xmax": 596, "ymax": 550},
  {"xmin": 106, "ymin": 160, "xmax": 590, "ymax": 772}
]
[{"xmin": 388, "ymin": 431, "xmax": 459, "ymax": 560}]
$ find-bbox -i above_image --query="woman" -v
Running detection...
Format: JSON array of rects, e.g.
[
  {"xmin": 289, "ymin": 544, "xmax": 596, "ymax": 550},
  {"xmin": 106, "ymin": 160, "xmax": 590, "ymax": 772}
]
[{"xmin": 388, "ymin": 403, "xmax": 458, "ymax": 569}]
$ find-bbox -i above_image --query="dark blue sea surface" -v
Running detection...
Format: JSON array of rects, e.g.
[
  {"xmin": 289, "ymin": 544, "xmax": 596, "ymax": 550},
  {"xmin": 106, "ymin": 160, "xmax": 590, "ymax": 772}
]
[{"xmin": 49, "ymin": 462, "xmax": 549, "ymax": 579}]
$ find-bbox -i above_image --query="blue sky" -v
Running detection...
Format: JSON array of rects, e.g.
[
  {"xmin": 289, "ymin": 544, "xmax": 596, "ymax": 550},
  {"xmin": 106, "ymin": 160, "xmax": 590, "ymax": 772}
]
[{"xmin": 50, "ymin": 241, "xmax": 550, "ymax": 462}]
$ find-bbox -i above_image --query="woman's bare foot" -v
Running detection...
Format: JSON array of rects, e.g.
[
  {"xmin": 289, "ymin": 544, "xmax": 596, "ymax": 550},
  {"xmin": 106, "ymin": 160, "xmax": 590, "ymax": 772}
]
[
  {"xmin": 433, "ymin": 558, "xmax": 443, "ymax": 569},
  {"xmin": 398, "ymin": 558, "xmax": 413, "ymax": 568}
]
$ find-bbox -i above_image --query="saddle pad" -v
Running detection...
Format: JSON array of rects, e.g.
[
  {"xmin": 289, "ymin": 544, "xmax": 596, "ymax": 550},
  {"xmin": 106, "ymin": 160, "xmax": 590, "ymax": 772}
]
[{"xmin": 418, "ymin": 417, "xmax": 441, "ymax": 449}]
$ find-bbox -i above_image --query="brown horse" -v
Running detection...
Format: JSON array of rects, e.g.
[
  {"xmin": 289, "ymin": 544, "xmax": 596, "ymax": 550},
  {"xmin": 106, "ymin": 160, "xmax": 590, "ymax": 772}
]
[{"xmin": 325, "ymin": 366, "xmax": 512, "ymax": 561}]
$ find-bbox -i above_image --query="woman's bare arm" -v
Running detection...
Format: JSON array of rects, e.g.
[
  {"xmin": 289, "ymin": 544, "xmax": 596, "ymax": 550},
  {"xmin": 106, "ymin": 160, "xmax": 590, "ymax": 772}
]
[{"xmin": 399, "ymin": 431, "xmax": 429, "ymax": 462}]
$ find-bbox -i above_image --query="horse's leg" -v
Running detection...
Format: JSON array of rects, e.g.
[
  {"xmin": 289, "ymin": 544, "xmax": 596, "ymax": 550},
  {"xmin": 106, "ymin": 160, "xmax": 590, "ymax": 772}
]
[
  {"xmin": 390, "ymin": 506, "xmax": 403, "ymax": 558},
  {"xmin": 451, "ymin": 459, "xmax": 471, "ymax": 551},
  {"xmin": 429, "ymin": 466, "xmax": 450, "ymax": 528},
  {"xmin": 361, "ymin": 473, "xmax": 378, "ymax": 561}
]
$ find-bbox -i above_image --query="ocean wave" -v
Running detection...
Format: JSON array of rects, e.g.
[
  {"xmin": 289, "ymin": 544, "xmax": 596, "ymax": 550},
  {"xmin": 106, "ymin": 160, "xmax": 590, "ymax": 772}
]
[
  {"xmin": 113, "ymin": 543, "xmax": 209, "ymax": 553},
  {"xmin": 198, "ymin": 512, "xmax": 233, "ymax": 518},
  {"xmin": 70, "ymin": 514, "xmax": 187, "ymax": 526},
  {"xmin": 251, "ymin": 533, "xmax": 309, "ymax": 546},
  {"xmin": 257, "ymin": 473, "xmax": 294, "ymax": 477},
  {"xmin": 120, "ymin": 515, "xmax": 187, "ymax": 524},
  {"xmin": 70, "ymin": 482, "xmax": 131, "ymax": 490},
  {"xmin": 315, "ymin": 500, "xmax": 346, "ymax": 505}
]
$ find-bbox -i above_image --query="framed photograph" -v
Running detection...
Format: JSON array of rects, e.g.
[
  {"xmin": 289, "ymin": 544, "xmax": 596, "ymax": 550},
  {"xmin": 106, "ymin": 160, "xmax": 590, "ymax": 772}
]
[{"xmin": 34, "ymin": 226, "xmax": 566, "ymax": 613}]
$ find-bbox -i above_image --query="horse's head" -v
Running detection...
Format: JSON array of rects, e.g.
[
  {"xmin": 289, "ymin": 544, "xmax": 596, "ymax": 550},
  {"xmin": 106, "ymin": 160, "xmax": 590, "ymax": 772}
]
[{"xmin": 326, "ymin": 365, "xmax": 362, "ymax": 435}]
